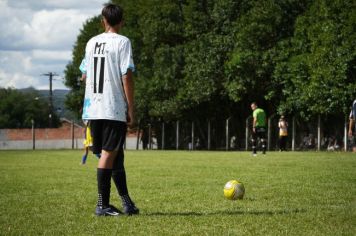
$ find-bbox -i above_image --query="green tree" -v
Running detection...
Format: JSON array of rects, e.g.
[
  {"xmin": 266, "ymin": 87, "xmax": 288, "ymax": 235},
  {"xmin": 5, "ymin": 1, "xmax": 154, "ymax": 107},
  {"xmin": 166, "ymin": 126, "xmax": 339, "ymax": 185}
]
[
  {"xmin": 64, "ymin": 0, "xmax": 355, "ymax": 132},
  {"xmin": 224, "ymin": 0, "xmax": 309, "ymax": 111},
  {"xmin": 272, "ymin": 0, "xmax": 356, "ymax": 117},
  {"xmin": 0, "ymin": 88, "xmax": 60, "ymax": 128}
]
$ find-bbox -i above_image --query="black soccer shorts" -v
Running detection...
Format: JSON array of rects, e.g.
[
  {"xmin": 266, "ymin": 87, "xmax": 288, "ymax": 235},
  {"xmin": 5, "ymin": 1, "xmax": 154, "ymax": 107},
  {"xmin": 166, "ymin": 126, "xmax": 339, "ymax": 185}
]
[
  {"xmin": 252, "ymin": 127, "xmax": 267, "ymax": 140},
  {"xmin": 90, "ymin": 119, "xmax": 127, "ymax": 154}
]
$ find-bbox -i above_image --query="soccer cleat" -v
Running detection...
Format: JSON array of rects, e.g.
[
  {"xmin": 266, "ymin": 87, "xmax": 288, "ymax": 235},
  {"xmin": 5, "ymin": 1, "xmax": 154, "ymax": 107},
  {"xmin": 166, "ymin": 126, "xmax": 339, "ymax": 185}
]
[
  {"xmin": 121, "ymin": 195, "xmax": 139, "ymax": 215},
  {"xmin": 109, "ymin": 204, "xmax": 123, "ymax": 214},
  {"xmin": 123, "ymin": 203, "xmax": 139, "ymax": 215},
  {"xmin": 95, "ymin": 205, "xmax": 122, "ymax": 216},
  {"xmin": 252, "ymin": 153, "xmax": 257, "ymax": 157}
]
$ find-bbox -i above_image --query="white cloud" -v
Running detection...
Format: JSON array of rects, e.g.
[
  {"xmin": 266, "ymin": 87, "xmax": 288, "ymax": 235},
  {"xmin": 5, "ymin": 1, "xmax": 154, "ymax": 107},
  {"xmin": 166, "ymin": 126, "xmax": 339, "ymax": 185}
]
[
  {"xmin": 0, "ymin": 71, "xmax": 67, "ymax": 91},
  {"xmin": 21, "ymin": 9, "xmax": 91, "ymax": 50},
  {"xmin": 0, "ymin": 0, "xmax": 108, "ymax": 89},
  {"xmin": 7, "ymin": 0, "xmax": 107, "ymax": 11},
  {"xmin": 0, "ymin": 51, "xmax": 32, "ymax": 74},
  {"xmin": 0, "ymin": 49, "xmax": 69, "ymax": 89},
  {"xmin": 0, "ymin": 69, "xmax": 64, "ymax": 90},
  {"xmin": 32, "ymin": 50, "xmax": 72, "ymax": 61},
  {"xmin": 0, "ymin": 3, "xmax": 96, "ymax": 50}
]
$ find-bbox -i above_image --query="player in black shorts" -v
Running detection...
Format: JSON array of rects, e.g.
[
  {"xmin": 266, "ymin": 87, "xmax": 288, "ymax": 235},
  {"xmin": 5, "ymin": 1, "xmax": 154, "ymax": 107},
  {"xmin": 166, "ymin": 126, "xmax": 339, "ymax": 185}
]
[
  {"xmin": 90, "ymin": 120, "xmax": 138, "ymax": 215},
  {"xmin": 251, "ymin": 102, "xmax": 267, "ymax": 156},
  {"xmin": 80, "ymin": 4, "xmax": 138, "ymax": 216}
]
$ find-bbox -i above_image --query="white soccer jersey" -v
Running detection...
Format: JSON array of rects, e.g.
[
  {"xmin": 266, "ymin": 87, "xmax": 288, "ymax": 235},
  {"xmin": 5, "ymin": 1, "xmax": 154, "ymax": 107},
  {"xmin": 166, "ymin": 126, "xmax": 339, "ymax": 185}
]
[{"xmin": 80, "ymin": 32, "xmax": 134, "ymax": 122}]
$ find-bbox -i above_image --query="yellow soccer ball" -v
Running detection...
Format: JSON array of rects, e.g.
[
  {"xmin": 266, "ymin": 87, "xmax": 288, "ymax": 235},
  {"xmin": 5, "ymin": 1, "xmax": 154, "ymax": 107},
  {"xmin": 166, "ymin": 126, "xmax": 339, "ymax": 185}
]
[{"xmin": 223, "ymin": 180, "xmax": 245, "ymax": 200}]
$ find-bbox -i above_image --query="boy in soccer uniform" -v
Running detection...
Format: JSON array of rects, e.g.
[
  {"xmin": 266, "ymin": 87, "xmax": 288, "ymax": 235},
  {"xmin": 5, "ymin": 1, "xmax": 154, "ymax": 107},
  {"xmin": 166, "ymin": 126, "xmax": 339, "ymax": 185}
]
[
  {"xmin": 251, "ymin": 102, "xmax": 267, "ymax": 156},
  {"xmin": 348, "ymin": 99, "xmax": 356, "ymax": 152},
  {"xmin": 80, "ymin": 3, "xmax": 138, "ymax": 216}
]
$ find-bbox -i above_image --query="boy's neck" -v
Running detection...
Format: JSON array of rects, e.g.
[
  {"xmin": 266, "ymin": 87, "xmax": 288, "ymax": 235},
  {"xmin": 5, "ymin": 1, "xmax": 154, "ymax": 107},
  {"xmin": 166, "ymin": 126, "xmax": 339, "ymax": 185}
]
[
  {"xmin": 105, "ymin": 26, "xmax": 119, "ymax": 33},
  {"xmin": 106, "ymin": 29, "xmax": 117, "ymax": 33}
]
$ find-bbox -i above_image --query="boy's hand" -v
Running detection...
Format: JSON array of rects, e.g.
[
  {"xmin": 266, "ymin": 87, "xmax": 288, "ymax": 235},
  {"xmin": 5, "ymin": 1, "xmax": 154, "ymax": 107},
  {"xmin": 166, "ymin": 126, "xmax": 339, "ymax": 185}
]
[
  {"xmin": 127, "ymin": 110, "xmax": 135, "ymax": 127},
  {"xmin": 80, "ymin": 74, "xmax": 86, "ymax": 82}
]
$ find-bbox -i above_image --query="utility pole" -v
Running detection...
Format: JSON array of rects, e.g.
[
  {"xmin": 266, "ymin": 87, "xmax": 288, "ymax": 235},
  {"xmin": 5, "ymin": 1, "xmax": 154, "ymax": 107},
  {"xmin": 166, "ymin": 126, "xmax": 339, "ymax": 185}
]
[{"xmin": 41, "ymin": 72, "xmax": 58, "ymax": 128}]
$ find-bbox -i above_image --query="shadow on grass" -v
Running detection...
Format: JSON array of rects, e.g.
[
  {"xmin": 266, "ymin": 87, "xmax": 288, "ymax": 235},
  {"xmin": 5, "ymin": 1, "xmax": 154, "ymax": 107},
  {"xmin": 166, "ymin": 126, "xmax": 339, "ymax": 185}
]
[{"xmin": 145, "ymin": 208, "xmax": 306, "ymax": 217}]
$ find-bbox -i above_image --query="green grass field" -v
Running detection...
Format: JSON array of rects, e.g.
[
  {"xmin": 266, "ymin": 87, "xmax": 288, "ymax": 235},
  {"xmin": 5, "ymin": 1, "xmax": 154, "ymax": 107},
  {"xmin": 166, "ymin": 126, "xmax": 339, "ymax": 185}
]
[{"xmin": 0, "ymin": 150, "xmax": 355, "ymax": 235}]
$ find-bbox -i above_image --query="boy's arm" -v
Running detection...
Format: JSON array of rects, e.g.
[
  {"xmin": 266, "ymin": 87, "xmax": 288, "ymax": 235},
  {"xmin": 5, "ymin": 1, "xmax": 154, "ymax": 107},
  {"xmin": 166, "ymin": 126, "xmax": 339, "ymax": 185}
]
[
  {"xmin": 80, "ymin": 74, "xmax": 87, "ymax": 82},
  {"xmin": 79, "ymin": 57, "xmax": 87, "ymax": 83},
  {"xmin": 122, "ymin": 69, "xmax": 134, "ymax": 127},
  {"xmin": 349, "ymin": 118, "xmax": 354, "ymax": 137},
  {"xmin": 252, "ymin": 117, "xmax": 257, "ymax": 133}
]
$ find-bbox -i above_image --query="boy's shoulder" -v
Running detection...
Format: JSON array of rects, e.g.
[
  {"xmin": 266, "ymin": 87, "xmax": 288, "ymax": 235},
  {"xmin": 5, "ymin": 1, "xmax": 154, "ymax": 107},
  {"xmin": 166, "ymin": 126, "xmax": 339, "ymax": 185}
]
[
  {"xmin": 112, "ymin": 34, "xmax": 131, "ymax": 45},
  {"xmin": 86, "ymin": 33, "xmax": 130, "ymax": 47},
  {"xmin": 87, "ymin": 33, "xmax": 104, "ymax": 43},
  {"xmin": 91, "ymin": 33, "xmax": 130, "ymax": 42}
]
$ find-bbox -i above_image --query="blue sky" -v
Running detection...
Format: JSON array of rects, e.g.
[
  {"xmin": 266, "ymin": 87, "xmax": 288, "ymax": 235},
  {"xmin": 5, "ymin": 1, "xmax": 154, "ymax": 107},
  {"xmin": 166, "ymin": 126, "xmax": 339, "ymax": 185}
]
[{"xmin": 0, "ymin": 0, "xmax": 108, "ymax": 90}]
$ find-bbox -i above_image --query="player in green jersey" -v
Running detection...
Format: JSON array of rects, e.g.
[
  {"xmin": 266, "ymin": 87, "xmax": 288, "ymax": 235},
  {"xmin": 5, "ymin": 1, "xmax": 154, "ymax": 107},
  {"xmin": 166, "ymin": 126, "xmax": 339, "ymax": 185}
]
[{"xmin": 251, "ymin": 102, "xmax": 267, "ymax": 156}]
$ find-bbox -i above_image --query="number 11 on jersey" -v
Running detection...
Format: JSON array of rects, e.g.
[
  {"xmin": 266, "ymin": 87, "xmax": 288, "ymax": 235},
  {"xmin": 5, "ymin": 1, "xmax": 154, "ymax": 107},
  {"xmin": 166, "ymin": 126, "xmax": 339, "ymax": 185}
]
[{"xmin": 93, "ymin": 57, "xmax": 105, "ymax": 93}]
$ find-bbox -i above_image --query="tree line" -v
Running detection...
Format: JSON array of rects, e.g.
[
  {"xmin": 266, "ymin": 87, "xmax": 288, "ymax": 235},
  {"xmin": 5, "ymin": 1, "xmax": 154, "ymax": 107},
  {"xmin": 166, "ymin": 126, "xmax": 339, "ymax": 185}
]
[
  {"xmin": 0, "ymin": 88, "xmax": 60, "ymax": 128},
  {"xmin": 64, "ymin": 0, "xmax": 355, "ymax": 129}
]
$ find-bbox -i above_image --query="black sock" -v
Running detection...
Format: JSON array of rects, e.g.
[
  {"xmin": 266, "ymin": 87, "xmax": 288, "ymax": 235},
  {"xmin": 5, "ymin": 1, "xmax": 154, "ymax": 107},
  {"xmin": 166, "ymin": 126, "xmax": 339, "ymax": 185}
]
[
  {"xmin": 261, "ymin": 139, "xmax": 267, "ymax": 153},
  {"xmin": 112, "ymin": 169, "xmax": 136, "ymax": 206},
  {"xmin": 251, "ymin": 139, "xmax": 257, "ymax": 154},
  {"xmin": 121, "ymin": 194, "xmax": 134, "ymax": 206},
  {"xmin": 97, "ymin": 168, "xmax": 112, "ymax": 208},
  {"xmin": 112, "ymin": 169, "xmax": 129, "ymax": 196}
]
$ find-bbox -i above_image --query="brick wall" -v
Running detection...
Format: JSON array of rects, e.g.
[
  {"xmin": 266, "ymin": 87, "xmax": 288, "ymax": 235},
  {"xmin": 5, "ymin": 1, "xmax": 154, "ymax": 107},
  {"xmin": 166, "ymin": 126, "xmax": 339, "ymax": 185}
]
[
  {"xmin": 0, "ymin": 120, "xmax": 84, "ymax": 141},
  {"xmin": 0, "ymin": 120, "xmax": 143, "ymax": 150}
]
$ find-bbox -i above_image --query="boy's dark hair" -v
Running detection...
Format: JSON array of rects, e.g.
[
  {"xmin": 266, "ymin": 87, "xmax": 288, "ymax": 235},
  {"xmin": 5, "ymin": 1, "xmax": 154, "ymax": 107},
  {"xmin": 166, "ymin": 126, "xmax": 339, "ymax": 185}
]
[{"xmin": 102, "ymin": 3, "xmax": 123, "ymax": 26}]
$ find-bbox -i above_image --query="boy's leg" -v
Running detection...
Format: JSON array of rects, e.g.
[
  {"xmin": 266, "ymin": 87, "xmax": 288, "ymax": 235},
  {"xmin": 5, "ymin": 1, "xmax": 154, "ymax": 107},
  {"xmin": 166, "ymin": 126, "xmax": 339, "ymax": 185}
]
[
  {"xmin": 81, "ymin": 147, "xmax": 88, "ymax": 164},
  {"xmin": 282, "ymin": 136, "xmax": 287, "ymax": 151},
  {"xmin": 96, "ymin": 150, "xmax": 121, "ymax": 216},
  {"xmin": 110, "ymin": 121, "xmax": 139, "ymax": 215},
  {"xmin": 112, "ymin": 148, "xmax": 139, "ymax": 215},
  {"xmin": 258, "ymin": 129, "xmax": 267, "ymax": 154},
  {"xmin": 112, "ymin": 149, "xmax": 128, "ymax": 196},
  {"xmin": 261, "ymin": 137, "xmax": 267, "ymax": 154},
  {"xmin": 251, "ymin": 132, "xmax": 257, "ymax": 155},
  {"xmin": 91, "ymin": 120, "xmax": 120, "ymax": 216}
]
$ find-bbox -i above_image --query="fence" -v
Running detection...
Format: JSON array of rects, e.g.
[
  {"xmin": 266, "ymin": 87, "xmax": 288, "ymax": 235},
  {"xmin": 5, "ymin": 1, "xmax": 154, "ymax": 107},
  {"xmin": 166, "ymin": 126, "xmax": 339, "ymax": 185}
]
[
  {"xmin": 0, "ymin": 119, "xmax": 143, "ymax": 150},
  {"xmin": 0, "ymin": 119, "xmax": 84, "ymax": 150},
  {"xmin": 0, "ymin": 115, "xmax": 352, "ymax": 151},
  {"xmin": 136, "ymin": 114, "xmax": 353, "ymax": 152}
]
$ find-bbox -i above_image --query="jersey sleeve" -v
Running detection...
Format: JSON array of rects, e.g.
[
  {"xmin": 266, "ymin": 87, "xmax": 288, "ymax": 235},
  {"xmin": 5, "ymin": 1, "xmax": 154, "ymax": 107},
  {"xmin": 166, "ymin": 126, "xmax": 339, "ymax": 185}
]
[
  {"xmin": 119, "ymin": 39, "xmax": 135, "ymax": 75},
  {"xmin": 253, "ymin": 110, "xmax": 257, "ymax": 118},
  {"xmin": 79, "ymin": 58, "xmax": 87, "ymax": 74},
  {"xmin": 79, "ymin": 40, "xmax": 92, "ymax": 74}
]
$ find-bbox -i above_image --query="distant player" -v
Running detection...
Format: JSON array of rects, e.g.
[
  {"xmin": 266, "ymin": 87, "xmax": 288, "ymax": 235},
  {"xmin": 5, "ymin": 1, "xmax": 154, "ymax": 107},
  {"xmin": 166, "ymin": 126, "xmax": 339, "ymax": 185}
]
[
  {"xmin": 278, "ymin": 116, "xmax": 288, "ymax": 151},
  {"xmin": 80, "ymin": 3, "xmax": 138, "ymax": 216},
  {"xmin": 81, "ymin": 121, "xmax": 100, "ymax": 165},
  {"xmin": 251, "ymin": 102, "xmax": 267, "ymax": 156},
  {"xmin": 348, "ymin": 99, "xmax": 356, "ymax": 152}
]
